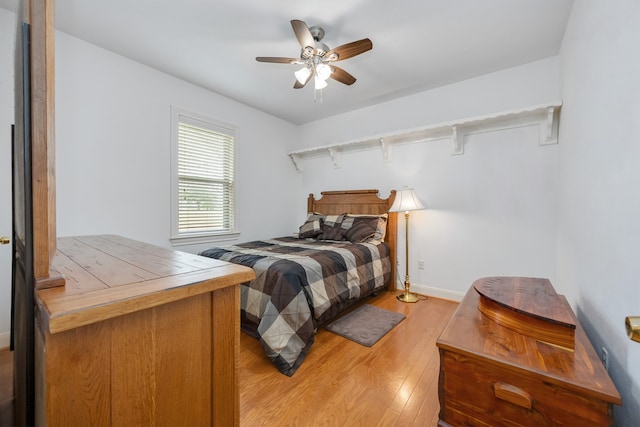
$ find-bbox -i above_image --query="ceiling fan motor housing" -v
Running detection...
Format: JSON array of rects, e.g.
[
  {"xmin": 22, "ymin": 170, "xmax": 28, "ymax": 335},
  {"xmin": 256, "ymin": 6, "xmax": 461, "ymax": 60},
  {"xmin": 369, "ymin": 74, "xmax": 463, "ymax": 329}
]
[{"xmin": 309, "ymin": 25, "xmax": 325, "ymax": 42}]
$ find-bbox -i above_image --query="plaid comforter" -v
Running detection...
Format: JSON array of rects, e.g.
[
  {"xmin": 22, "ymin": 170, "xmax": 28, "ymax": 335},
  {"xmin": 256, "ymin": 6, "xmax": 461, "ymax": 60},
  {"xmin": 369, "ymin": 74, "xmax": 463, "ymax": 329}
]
[{"xmin": 199, "ymin": 237, "xmax": 391, "ymax": 376}]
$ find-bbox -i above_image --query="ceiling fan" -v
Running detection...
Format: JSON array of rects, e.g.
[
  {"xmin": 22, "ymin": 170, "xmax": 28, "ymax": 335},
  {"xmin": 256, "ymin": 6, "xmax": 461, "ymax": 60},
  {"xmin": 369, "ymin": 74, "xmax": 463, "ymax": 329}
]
[{"xmin": 256, "ymin": 20, "xmax": 373, "ymax": 92}]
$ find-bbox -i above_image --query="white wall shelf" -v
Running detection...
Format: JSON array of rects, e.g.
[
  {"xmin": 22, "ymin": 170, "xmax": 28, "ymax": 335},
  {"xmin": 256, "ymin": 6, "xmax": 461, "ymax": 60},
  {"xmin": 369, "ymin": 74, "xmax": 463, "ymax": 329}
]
[{"xmin": 288, "ymin": 100, "xmax": 562, "ymax": 172}]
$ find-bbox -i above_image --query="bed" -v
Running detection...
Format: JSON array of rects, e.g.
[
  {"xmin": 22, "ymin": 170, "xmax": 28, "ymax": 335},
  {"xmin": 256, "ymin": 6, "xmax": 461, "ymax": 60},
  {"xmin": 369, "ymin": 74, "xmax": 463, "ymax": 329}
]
[{"xmin": 199, "ymin": 189, "xmax": 398, "ymax": 376}]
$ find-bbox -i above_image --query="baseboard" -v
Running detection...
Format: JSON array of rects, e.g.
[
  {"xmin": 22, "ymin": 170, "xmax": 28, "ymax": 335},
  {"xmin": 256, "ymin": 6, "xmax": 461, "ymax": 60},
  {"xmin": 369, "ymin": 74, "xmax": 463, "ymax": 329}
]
[
  {"xmin": 0, "ymin": 332, "xmax": 9, "ymax": 350},
  {"xmin": 395, "ymin": 282, "xmax": 465, "ymax": 303}
]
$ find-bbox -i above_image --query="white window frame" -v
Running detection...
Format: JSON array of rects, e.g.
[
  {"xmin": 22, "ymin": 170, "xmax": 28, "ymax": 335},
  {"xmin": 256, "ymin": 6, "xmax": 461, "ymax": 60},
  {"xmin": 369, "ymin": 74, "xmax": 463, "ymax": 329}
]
[{"xmin": 170, "ymin": 106, "xmax": 239, "ymax": 246}]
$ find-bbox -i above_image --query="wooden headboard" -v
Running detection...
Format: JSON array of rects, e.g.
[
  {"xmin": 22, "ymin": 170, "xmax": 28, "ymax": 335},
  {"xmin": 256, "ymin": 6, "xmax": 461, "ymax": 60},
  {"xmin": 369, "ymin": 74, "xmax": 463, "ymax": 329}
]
[{"xmin": 307, "ymin": 189, "xmax": 397, "ymax": 292}]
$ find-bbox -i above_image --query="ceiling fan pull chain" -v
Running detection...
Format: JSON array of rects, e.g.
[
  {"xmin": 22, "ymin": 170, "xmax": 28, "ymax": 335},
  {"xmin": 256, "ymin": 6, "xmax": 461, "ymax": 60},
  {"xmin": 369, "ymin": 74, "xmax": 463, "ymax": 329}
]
[{"xmin": 314, "ymin": 88, "xmax": 323, "ymax": 104}]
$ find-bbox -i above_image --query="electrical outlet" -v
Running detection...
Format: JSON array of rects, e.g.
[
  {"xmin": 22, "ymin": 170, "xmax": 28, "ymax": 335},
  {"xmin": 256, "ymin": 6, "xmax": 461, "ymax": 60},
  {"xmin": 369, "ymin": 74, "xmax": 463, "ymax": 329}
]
[
  {"xmin": 418, "ymin": 260, "xmax": 425, "ymax": 270},
  {"xmin": 601, "ymin": 346, "xmax": 608, "ymax": 370}
]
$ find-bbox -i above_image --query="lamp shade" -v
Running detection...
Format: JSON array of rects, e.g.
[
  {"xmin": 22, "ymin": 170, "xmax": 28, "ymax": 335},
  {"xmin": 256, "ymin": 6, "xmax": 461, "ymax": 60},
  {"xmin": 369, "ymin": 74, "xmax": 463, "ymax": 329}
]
[{"xmin": 389, "ymin": 187, "xmax": 425, "ymax": 212}]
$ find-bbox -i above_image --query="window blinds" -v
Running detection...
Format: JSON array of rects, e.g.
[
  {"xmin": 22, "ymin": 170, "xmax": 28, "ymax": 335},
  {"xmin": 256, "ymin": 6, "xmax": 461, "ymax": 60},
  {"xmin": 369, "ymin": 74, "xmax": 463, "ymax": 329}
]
[{"xmin": 177, "ymin": 120, "xmax": 235, "ymax": 235}]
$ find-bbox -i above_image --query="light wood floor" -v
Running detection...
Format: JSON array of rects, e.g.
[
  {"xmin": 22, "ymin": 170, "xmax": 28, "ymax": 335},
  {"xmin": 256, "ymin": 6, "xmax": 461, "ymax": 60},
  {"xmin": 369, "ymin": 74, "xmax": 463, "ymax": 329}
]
[
  {"xmin": 0, "ymin": 346, "xmax": 13, "ymax": 427},
  {"xmin": 239, "ymin": 291, "xmax": 457, "ymax": 426},
  {"xmin": 0, "ymin": 291, "xmax": 457, "ymax": 427}
]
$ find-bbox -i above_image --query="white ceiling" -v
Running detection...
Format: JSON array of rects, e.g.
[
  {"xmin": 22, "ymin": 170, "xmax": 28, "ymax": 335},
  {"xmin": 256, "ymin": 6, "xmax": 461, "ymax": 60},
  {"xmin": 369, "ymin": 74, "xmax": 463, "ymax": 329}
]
[{"xmin": 2, "ymin": 0, "xmax": 574, "ymax": 125}]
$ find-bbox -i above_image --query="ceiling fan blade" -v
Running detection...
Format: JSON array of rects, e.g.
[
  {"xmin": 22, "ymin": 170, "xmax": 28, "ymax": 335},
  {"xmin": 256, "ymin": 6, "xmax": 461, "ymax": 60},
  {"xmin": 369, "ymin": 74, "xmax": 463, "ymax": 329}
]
[
  {"xmin": 256, "ymin": 57, "xmax": 300, "ymax": 64},
  {"xmin": 291, "ymin": 19, "xmax": 315, "ymax": 50},
  {"xmin": 294, "ymin": 72, "xmax": 313, "ymax": 89},
  {"xmin": 325, "ymin": 38, "xmax": 373, "ymax": 61},
  {"xmin": 329, "ymin": 66, "xmax": 357, "ymax": 85}
]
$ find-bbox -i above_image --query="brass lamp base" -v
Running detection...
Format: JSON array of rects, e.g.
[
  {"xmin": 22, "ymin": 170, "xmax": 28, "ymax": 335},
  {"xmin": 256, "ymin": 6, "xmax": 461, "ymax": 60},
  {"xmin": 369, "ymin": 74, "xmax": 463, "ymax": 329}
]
[{"xmin": 397, "ymin": 292, "xmax": 419, "ymax": 303}]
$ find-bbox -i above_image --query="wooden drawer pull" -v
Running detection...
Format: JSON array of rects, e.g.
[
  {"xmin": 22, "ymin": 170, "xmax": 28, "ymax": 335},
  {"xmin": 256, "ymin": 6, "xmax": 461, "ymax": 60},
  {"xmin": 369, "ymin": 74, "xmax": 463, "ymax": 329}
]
[{"xmin": 493, "ymin": 382, "xmax": 533, "ymax": 409}]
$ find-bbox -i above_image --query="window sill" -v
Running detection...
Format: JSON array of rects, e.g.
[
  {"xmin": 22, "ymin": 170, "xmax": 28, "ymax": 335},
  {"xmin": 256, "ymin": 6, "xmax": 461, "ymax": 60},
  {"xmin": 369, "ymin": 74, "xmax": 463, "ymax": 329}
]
[{"xmin": 170, "ymin": 231, "xmax": 241, "ymax": 247}]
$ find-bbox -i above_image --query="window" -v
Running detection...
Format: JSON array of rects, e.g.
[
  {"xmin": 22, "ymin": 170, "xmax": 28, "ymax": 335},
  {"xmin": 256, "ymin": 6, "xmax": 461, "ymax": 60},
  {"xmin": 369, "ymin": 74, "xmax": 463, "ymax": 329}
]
[{"xmin": 170, "ymin": 107, "xmax": 238, "ymax": 245}]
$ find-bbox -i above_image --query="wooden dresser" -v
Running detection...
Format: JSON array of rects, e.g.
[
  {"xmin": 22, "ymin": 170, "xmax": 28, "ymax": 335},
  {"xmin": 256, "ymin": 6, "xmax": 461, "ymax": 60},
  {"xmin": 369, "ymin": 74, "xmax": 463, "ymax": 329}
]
[
  {"xmin": 34, "ymin": 235, "xmax": 255, "ymax": 426},
  {"xmin": 436, "ymin": 277, "xmax": 621, "ymax": 427}
]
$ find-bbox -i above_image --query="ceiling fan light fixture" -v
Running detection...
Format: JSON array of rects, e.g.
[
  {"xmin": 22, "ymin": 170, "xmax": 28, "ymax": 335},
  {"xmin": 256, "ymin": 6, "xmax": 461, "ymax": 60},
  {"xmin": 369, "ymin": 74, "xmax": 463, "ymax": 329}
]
[
  {"xmin": 295, "ymin": 66, "xmax": 312, "ymax": 84},
  {"xmin": 314, "ymin": 75, "xmax": 328, "ymax": 90},
  {"xmin": 316, "ymin": 63, "xmax": 331, "ymax": 81}
]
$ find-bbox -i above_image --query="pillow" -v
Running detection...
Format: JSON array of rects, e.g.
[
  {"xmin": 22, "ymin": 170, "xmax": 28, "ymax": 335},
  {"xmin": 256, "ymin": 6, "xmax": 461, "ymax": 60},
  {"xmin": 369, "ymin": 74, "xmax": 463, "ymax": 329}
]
[
  {"xmin": 342, "ymin": 213, "xmax": 388, "ymax": 243},
  {"xmin": 317, "ymin": 214, "xmax": 347, "ymax": 241},
  {"xmin": 342, "ymin": 216, "xmax": 379, "ymax": 242},
  {"xmin": 298, "ymin": 218, "xmax": 324, "ymax": 238}
]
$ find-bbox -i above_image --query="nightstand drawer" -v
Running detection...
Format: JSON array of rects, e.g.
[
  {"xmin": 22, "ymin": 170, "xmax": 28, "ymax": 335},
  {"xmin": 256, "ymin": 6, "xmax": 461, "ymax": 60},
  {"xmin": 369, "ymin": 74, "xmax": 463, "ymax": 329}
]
[{"xmin": 439, "ymin": 351, "xmax": 614, "ymax": 427}]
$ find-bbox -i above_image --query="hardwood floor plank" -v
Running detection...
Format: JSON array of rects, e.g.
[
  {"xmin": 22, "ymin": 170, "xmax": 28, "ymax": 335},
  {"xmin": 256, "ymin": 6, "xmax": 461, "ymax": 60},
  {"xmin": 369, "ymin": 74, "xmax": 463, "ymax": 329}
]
[
  {"xmin": 381, "ymin": 300, "xmax": 452, "ymax": 410},
  {"xmin": 401, "ymin": 305, "xmax": 455, "ymax": 419},
  {"xmin": 0, "ymin": 348, "xmax": 15, "ymax": 427},
  {"xmin": 0, "ymin": 349, "xmax": 12, "ymax": 403}
]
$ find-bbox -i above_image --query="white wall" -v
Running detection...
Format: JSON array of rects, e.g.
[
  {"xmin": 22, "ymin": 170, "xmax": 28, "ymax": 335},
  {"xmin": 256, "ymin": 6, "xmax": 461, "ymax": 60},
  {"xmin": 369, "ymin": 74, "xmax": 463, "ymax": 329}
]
[
  {"xmin": 297, "ymin": 58, "xmax": 561, "ymax": 300},
  {"xmin": 298, "ymin": 57, "xmax": 561, "ymax": 150},
  {"xmin": 55, "ymin": 31, "xmax": 302, "ymax": 254},
  {"xmin": 558, "ymin": 1, "xmax": 640, "ymax": 424},
  {"xmin": 0, "ymin": 8, "xmax": 15, "ymax": 347}
]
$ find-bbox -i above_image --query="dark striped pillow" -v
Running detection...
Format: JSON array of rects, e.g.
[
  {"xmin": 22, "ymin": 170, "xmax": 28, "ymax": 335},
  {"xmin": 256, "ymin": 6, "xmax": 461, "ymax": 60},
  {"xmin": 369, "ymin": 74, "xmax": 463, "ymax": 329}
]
[
  {"xmin": 317, "ymin": 214, "xmax": 347, "ymax": 241},
  {"xmin": 341, "ymin": 214, "xmax": 388, "ymax": 243},
  {"xmin": 299, "ymin": 214, "xmax": 324, "ymax": 238}
]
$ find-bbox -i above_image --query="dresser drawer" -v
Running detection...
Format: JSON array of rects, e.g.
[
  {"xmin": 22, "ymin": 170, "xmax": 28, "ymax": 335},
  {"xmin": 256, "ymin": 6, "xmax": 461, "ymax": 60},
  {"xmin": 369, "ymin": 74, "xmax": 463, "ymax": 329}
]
[{"xmin": 439, "ymin": 350, "xmax": 614, "ymax": 427}]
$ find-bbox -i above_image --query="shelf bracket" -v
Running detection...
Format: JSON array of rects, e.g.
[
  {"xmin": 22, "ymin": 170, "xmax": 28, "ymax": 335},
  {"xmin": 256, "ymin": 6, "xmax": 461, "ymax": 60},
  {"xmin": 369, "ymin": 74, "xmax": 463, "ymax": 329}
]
[
  {"xmin": 289, "ymin": 154, "xmax": 303, "ymax": 173},
  {"xmin": 540, "ymin": 106, "xmax": 559, "ymax": 146},
  {"xmin": 380, "ymin": 138, "xmax": 392, "ymax": 163},
  {"xmin": 328, "ymin": 148, "xmax": 342, "ymax": 168},
  {"xmin": 451, "ymin": 126, "xmax": 464, "ymax": 155}
]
